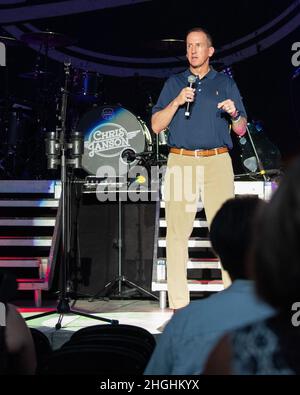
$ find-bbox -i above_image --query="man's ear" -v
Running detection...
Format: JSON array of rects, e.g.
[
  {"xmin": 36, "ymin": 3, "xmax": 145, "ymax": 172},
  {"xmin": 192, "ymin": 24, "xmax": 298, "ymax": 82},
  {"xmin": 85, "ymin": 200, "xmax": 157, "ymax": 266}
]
[{"xmin": 209, "ymin": 47, "xmax": 215, "ymax": 58}]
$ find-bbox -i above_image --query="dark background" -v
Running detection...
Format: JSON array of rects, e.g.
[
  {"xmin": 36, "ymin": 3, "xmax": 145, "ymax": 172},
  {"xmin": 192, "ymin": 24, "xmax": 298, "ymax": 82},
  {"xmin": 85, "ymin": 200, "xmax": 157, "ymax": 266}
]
[{"xmin": 0, "ymin": 0, "xmax": 299, "ymax": 165}]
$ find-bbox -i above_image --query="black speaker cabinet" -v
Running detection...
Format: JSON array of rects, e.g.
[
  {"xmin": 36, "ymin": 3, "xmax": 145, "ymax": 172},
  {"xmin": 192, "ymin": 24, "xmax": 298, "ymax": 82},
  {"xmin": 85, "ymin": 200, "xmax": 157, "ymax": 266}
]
[{"xmin": 70, "ymin": 192, "xmax": 156, "ymax": 297}]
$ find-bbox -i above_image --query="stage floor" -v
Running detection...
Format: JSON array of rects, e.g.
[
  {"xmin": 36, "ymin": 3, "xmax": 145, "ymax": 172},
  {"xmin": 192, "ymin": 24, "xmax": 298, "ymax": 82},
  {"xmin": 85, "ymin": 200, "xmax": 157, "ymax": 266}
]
[{"xmin": 19, "ymin": 299, "xmax": 173, "ymax": 349}]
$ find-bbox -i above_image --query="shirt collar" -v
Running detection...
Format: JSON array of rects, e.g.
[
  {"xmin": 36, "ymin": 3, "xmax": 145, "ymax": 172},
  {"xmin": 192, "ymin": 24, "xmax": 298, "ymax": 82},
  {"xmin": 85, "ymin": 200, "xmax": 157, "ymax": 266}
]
[
  {"xmin": 184, "ymin": 67, "xmax": 217, "ymax": 81},
  {"xmin": 206, "ymin": 68, "xmax": 217, "ymax": 79}
]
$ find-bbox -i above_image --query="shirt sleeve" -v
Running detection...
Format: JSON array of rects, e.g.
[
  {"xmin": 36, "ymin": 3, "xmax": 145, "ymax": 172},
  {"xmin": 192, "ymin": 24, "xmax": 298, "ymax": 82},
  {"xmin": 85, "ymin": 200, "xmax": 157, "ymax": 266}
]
[
  {"xmin": 152, "ymin": 77, "xmax": 175, "ymax": 115},
  {"xmin": 227, "ymin": 79, "xmax": 247, "ymax": 119}
]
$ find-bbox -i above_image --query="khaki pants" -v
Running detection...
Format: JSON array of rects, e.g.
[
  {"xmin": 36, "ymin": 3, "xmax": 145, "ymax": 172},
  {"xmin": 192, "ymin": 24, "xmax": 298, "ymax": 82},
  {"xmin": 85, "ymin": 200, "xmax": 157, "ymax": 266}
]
[{"xmin": 164, "ymin": 152, "xmax": 234, "ymax": 309}]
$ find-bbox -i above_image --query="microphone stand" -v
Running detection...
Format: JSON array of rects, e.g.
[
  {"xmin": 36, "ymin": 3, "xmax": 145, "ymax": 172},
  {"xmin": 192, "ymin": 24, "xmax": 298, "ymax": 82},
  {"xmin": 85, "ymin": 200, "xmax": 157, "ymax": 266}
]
[
  {"xmin": 234, "ymin": 169, "xmax": 281, "ymax": 179},
  {"xmin": 89, "ymin": 154, "xmax": 158, "ymax": 302},
  {"xmin": 25, "ymin": 61, "xmax": 118, "ymax": 329}
]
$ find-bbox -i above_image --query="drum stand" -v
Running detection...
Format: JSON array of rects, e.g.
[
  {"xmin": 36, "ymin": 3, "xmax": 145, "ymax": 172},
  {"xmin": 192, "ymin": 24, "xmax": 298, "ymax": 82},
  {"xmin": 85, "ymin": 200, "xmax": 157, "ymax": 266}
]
[
  {"xmin": 237, "ymin": 124, "xmax": 268, "ymax": 182},
  {"xmin": 153, "ymin": 131, "xmax": 169, "ymax": 166},
  {"xmin": 25, "ymin": 61, "xmax": 118, "ymax": 329},
  {"xmin": 89, "ymin": 163, "xmax": 158, "ymax": 302}
]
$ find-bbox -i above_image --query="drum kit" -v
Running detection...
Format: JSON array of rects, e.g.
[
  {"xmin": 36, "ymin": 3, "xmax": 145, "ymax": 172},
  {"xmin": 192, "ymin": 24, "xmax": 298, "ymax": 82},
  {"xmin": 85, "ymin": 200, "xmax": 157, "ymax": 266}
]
[{"xmin": 0, "ymin": 31, "xmax": 168, "ymax": 180}]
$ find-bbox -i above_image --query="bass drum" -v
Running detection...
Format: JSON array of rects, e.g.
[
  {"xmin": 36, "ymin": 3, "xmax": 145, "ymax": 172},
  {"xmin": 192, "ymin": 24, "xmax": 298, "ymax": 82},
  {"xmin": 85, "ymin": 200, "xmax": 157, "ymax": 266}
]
[{"xmin": 78, "ymin": 105, "xmax": 152, "ymax": 176}]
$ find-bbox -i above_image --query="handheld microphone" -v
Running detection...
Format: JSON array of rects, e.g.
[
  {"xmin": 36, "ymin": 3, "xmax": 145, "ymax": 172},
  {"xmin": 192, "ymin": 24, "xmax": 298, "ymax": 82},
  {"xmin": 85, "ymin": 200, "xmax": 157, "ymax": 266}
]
[{"xmin": 185, "ymin": 75, "xmax": 197, "ymax": 117}]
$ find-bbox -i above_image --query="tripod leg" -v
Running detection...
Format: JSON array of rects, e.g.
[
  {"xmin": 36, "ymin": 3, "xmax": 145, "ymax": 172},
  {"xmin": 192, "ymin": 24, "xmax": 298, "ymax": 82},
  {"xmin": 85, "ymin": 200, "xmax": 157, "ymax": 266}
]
[
  {"xmin": 88, "ymin": 278, "xmax": 119, "ymax": 302},
  {"xmin": 123, "ymin": 278, "xmax": 159, "ymax": 300},
  {"xmin": 70, "ymin": 310, "xmax": 118, "ymax": 325},
  {"xmin": 55, "ymin": 314, "xmax": 64, "ymax": 330},
  {"xmin": 25, "ymin": 310, "xmax": 56, "ymax": 321},
  {"xmin": 26, "ymin": 309, "xmax": 118, "ymax": 328}
]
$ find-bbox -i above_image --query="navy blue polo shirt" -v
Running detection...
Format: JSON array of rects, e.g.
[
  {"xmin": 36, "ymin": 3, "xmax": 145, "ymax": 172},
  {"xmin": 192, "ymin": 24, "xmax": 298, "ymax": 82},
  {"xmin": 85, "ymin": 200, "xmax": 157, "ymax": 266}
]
[{"xmin": 152, "ymin": 68, "xmax": 247, "ymax": 150}]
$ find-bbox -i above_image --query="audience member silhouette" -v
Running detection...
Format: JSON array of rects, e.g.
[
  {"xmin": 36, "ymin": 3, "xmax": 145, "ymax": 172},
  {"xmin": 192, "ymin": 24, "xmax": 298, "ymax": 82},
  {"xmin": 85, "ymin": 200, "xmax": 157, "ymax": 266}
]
[
  {"xmin": 145, "ymin": 196, "xmax": 274, "ymax": 375},
  {"xmin": 204, "ymin": 158, "xmax": 300, "ymax": 375}
]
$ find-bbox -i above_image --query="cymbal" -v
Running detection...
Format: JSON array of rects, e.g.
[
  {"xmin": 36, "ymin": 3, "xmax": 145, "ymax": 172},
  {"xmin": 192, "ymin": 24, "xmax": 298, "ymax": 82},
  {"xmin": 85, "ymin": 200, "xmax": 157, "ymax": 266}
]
[
  {"xmin": 146, "ymin": 38, "xmax": 185, "ymax": 54},
  {"xmin": 18, "ymin": 70, "xmax": 54, "ymax": 79},
  {"xmin": 0, "ymin": 35, "xmax": 23, "ymax": 47},
  {"xmin": 21, "ymin": 31, "xmax": 76, "ymax": 48}
]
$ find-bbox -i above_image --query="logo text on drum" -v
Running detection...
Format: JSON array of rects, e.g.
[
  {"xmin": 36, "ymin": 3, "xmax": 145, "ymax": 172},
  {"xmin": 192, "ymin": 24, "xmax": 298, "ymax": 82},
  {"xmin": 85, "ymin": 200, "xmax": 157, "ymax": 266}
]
[{"xmin": 85, "ymin": 123, "xmax": 140, "ymax": 157}]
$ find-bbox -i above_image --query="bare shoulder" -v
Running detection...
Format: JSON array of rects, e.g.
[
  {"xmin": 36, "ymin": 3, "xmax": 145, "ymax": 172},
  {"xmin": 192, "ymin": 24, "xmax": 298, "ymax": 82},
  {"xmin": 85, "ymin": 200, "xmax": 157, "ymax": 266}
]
[
  {"xmin": 6, "ymin": 303, "xmax": 26, "ymax": 326},
  {"xmin": 5, "ymin": 304, "xmax": 37, "ymax": 374},
  {"xmin": 202, "ymin": 334, "xmax": 233, "ymax": 375},
  {"xmin": 5, "ymin": 303, "xmax": 32, "ymax": 353}
]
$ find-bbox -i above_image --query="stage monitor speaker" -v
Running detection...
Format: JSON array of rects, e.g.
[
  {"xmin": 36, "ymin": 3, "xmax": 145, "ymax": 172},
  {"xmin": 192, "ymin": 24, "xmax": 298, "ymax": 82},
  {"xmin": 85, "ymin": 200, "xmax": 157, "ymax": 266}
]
[{"xmin": 70, "ymin": 192, "xmax": 156, "ymax": 298}]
